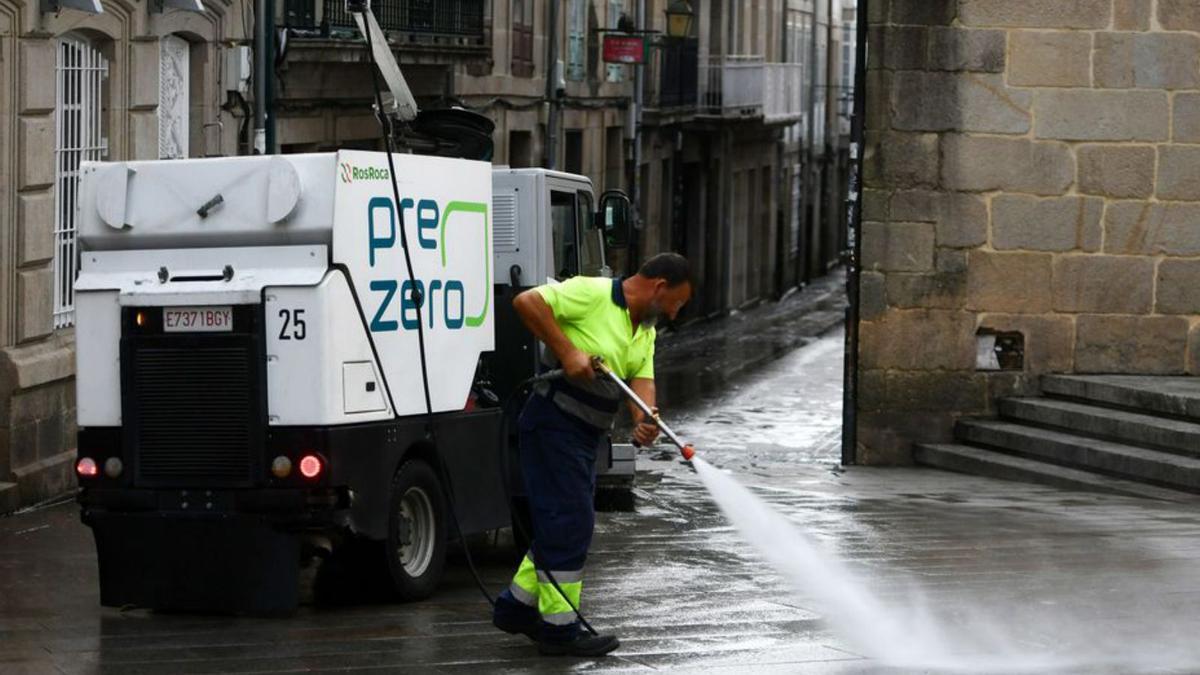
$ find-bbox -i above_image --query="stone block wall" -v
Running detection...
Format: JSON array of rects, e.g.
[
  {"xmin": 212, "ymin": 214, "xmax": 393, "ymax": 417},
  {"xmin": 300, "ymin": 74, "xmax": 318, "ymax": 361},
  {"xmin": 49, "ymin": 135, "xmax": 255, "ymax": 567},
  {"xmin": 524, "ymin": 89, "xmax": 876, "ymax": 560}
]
[
  {"xmin": 860, "ymin": 0, "xmax": 1200, "ymax": 463},
  {"xmin": 0, "ymin": 0, "xmax": 251, "ymax": 512}
]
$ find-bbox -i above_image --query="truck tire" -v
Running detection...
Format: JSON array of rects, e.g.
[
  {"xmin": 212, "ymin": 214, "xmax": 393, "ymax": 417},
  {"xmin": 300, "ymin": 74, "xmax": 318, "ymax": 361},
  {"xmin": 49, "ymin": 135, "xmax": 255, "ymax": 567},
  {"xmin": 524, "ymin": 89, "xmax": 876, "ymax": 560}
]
[{"xmin": 385, "ymin": 459, "xmax": 447, "ymax": 601}]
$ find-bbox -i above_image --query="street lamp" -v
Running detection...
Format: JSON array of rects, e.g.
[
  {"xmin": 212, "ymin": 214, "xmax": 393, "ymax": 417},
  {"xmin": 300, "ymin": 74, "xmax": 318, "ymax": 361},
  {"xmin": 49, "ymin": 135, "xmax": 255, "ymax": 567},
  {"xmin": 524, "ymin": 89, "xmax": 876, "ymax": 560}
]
[{"xmin": 664, "ymin": 0, "xmax": 694, "ymax": 39}]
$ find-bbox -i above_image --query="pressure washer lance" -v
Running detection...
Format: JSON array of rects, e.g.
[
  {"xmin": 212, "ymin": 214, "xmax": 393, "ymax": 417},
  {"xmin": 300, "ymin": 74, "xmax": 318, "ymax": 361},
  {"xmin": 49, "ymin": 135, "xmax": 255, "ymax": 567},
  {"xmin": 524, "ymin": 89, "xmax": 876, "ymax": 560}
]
[
  {"xmin": 590, "ymin": 356, "xmax": 697, "ymax": 461},
  {"xmin": 527, "ymin": 358, "xmax": 696, "ymax": 461}
]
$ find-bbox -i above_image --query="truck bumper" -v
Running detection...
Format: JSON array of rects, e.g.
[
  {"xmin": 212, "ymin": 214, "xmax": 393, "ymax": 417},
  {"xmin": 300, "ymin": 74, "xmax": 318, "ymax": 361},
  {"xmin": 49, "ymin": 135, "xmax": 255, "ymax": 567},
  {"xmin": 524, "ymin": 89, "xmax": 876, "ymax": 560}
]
[{"xmin": 80, "ymin": 488, "xmax": 349, "ymax": 614}]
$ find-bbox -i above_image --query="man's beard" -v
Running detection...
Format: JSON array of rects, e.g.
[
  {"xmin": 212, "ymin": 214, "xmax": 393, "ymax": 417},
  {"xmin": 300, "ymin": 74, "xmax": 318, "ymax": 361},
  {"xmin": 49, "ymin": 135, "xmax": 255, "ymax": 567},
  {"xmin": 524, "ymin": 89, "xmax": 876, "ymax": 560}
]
[{"xmin": 640, "ymin": 302, "xmax": 662, "ymax": 329}]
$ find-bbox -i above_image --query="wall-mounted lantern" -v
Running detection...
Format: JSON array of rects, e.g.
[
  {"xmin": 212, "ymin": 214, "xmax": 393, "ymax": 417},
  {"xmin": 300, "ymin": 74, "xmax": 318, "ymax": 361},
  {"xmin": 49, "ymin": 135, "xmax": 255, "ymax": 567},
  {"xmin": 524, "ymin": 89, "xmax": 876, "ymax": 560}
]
[{"xmin": 664, "ymin": 0, "xmax": 694, "ymax": 39}]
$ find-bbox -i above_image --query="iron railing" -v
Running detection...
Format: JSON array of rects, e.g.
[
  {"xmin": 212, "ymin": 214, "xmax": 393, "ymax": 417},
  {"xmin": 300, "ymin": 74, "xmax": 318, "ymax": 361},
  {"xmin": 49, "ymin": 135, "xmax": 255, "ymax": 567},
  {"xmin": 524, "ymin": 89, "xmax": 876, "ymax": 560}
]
[
  {"xmin": 763, "ymin": 63, "xmax": 805, "ymax": 123},
  {"xmin": 659, "ymin": 39, "xmax": 699, "ymax": 108},
  {"xmin": 699, "ymin": 55, "xmax": 765, "ymax": 117},
  {"xmin": 289, "ymin": 0, "xmax": 485, "ymax": 41}
]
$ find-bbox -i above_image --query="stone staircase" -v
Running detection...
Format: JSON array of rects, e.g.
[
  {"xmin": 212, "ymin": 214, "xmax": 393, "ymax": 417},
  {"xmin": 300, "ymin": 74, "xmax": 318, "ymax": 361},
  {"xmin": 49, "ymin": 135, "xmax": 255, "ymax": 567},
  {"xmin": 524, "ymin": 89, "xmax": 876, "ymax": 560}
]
[{"xmin": 915, "ymin": 375, "xmax": 1200, "ymax": 502}]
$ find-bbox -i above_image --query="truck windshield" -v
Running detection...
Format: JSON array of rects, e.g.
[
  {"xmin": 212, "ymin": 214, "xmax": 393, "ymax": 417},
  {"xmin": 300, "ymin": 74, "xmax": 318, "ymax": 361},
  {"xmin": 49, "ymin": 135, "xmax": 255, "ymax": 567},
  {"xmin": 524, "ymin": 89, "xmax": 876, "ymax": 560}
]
[
  {"xmin": 577, "ymin": 191, "xmax": 605, "ymax": 276},
  {"xmin": 550, "ymin": 190, "xmax": 578, "ymax": 279}
]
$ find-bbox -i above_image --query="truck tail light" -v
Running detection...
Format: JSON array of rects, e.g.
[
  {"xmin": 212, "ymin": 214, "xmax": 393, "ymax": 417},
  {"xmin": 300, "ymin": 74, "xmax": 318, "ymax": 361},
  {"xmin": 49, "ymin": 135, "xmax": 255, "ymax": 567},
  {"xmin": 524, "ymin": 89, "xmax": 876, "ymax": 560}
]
[
  {"xmin": 299, "ymin": 454, "xmax": 323, "ymax": 479},
  {"xmin": 76, "ymin": 457, "xmax": 99, "ymax": 477}
]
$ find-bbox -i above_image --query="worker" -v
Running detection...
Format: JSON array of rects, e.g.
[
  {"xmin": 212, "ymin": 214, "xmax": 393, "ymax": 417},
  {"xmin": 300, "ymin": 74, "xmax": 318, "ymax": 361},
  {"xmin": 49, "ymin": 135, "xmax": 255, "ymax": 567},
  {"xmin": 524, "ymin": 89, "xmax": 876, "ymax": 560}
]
[{"xmin": 492, "ymin": 253, "xmax": 693, "ymax": 656}]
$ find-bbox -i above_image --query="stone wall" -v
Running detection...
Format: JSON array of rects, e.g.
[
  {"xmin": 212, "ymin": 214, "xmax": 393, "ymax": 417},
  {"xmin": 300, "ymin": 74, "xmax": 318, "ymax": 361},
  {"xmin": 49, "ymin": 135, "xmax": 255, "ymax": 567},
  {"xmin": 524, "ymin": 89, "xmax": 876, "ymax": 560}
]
[
  {"xmin": 859, "ymin": 0, "xmax": 1200, "ymax": 463},
  {"xmin": 0, "ymin": 0, "xmax": 250, "ymax": 511}
]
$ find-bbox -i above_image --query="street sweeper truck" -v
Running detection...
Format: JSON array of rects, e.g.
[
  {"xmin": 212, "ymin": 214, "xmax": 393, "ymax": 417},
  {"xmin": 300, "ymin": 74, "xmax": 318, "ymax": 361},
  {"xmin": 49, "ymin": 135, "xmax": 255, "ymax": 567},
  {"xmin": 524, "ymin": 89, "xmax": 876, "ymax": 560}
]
[{"xmin": 70, "ymin": 151, "xmax": 634, "ymax": 612}]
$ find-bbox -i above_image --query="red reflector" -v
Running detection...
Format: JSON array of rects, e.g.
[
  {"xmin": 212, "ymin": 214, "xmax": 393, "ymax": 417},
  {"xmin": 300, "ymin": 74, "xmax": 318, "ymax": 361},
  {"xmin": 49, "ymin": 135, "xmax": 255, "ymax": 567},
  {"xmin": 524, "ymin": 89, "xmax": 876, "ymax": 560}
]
[
  {"xmin": 299, "ymin": 454, "xmax": 322, "ymax": 479},
  {"xmin": 76, "ymin": 457, "xmax": 99, "ymax": 477}
]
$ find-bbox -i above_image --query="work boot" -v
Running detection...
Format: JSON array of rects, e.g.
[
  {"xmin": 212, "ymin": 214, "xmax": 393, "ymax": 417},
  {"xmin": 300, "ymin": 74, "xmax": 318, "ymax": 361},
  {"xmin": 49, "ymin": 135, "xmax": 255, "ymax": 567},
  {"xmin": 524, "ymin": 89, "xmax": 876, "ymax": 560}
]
[
  {"xmin": 537, "ymin": 631, "xmax": 621, "ymax": 657},
  {"xmin": 492, "ymin": 591, "xmax": 540, "ymax": 641}
]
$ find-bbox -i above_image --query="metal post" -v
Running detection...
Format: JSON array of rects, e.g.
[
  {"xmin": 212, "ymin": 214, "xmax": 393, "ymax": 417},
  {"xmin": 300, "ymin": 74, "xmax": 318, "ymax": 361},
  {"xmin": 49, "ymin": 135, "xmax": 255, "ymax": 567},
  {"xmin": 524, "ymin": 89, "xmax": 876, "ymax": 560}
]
[
  {"xmin": 544, "ymin": 0, "xmax": 560, "ymax": 169},
  {"xmin": 841, "ymin": 0, "xmax": 867, "ymax": 467},
  {"xmin": 265, "ymin": 0, "xmax": 276, "ymax": 153},
  {"xmin": 254, "ymin": 0, "xmax": 268, "ymax": 153},
  {"xmin": 630, "ymin": 0, "xmax": 646, "ymax": 268}
]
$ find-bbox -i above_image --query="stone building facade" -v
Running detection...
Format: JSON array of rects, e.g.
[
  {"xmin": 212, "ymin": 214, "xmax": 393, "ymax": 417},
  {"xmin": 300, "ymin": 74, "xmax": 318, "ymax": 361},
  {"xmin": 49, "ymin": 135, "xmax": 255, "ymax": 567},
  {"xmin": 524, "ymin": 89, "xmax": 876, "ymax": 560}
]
[
  {"xmin": 276, "ymin": 0, "xmax": 841, "ymax": 318},
  {"xmin": 858, "ymin": 0, "xmax": 1200, "ymax": 463},
  {"xmin": 0, "ymin": 0, "xmax": 849, "ymax": 511},
  {"xmin": 0, "ymin": 0, "xmax": 251, "ymax": 511}
]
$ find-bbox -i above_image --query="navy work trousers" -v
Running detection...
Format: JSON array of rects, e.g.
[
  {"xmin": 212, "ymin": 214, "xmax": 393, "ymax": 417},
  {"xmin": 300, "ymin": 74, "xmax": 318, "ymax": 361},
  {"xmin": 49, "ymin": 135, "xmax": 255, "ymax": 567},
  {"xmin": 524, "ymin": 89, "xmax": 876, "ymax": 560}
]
[{"xmin": 518, "ymin": 392, "xmax": 602, "ymax": 574}]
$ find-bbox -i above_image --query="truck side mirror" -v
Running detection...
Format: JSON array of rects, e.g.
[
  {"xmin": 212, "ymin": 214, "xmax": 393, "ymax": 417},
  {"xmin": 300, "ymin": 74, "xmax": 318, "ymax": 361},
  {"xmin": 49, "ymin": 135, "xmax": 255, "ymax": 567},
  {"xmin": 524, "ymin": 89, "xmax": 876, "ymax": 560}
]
[{"xmin": 597, "ymin": 190, "xmax": 631, "ymax": 248}]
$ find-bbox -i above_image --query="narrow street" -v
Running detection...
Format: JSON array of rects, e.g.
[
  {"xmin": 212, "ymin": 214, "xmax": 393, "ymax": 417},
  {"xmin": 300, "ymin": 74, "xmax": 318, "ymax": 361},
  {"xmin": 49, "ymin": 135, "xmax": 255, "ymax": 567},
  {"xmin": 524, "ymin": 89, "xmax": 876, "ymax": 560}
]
[{"xmin": 3, "ymin": 278, "xmax": 1200, "ymax": 673}]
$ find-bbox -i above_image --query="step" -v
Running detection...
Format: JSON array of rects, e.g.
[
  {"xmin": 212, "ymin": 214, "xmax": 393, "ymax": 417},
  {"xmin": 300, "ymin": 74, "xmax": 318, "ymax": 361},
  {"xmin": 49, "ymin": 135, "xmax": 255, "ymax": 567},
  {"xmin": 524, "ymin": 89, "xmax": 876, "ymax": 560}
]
[
  {"xmin": 914, "ymin": 444, "xmax": 1198, "ymax": 503},
  {"xmin": 999, "ymin": 397, "xmax": 1200, "ymax": 459},
  {"xmin": 1042, "ymin": 375, "xmax": 1200, "ymax": 421},
  {"xmin": 957, "ymin": 419, "xmax": 1200, "ymax": 492},
  {"xmin": 0, "ymin": 482, "xmax": 18, "ymax": 515}
]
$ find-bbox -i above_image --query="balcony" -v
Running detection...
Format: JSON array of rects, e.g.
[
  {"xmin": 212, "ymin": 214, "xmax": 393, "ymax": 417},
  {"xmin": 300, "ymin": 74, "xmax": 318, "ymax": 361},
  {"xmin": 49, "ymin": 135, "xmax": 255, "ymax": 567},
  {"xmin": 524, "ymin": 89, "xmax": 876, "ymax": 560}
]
[
  {"xmin": 283, "ymin": 0, "xmax": 486, "ymax": 48},
  {"xmin": 643, "ymin": 39, "xmax": 700, "ymax": 118},
  {"xmin": 697, "ymin": 57, "xmax": 806, "ymax": 124}
]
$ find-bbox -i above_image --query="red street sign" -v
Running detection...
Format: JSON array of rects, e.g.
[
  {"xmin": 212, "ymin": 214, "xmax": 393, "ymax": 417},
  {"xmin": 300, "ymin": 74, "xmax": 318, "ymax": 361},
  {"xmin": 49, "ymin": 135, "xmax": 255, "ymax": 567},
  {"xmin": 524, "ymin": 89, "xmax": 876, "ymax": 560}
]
[{"xmin": 603, "ymin": 35, "xmax": 645, "ymax": 64}]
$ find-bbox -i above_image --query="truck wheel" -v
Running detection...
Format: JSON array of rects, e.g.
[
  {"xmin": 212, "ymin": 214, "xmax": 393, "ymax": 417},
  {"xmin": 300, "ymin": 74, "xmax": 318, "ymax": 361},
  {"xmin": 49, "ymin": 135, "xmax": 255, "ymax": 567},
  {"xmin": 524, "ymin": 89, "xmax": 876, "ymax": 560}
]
[{"xmin": 385, "ymin": 459, "xmax": 446, "ymax": 601}]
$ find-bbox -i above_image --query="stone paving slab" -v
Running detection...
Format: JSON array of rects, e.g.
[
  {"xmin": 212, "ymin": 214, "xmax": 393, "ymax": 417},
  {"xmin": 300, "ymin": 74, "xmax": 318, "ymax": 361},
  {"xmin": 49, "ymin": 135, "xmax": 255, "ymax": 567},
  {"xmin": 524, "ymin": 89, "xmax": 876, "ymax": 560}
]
[{"xmin": 3, "ymin": 288, "xmax": 1200, "ymax": 673}]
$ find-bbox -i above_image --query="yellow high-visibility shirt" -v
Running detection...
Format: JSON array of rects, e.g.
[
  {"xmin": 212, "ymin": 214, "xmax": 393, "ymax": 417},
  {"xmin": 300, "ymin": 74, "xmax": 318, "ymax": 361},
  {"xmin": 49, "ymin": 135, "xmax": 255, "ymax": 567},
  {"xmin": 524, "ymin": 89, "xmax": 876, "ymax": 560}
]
[{"xmin": 534, "ymin": 276, "xmax": 655, "ymax": 381}]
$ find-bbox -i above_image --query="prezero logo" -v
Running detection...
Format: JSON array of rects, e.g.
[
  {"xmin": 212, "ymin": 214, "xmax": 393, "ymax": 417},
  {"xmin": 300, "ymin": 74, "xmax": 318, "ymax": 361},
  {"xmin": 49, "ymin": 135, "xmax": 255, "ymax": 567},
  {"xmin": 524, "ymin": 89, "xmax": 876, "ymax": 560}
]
[
  {"xmin": 340, "ymin": 163, "xmax": 391, "ymax": 183},
  {"xmin": 365, "ymin": 196, "xmax": 490, "ymax": 332}
]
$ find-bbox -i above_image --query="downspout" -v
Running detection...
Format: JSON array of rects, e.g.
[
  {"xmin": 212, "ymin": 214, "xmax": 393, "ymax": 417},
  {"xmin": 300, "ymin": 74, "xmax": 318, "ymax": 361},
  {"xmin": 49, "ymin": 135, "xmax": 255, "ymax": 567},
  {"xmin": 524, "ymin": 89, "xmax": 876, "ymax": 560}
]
[
  {"xmin": 824, "ymin": 0, "xmax": 837, "ymax": 269},
  {"xmin": 544, "ymin": 0, "xmax": 560, "ymax": 169},
  {"xmin": 799, "ymin": 0, "xmax": 821, "ymax": 285},
  {"xmin": 630, "ymin": 0, "xmax": 645, "ymax": 268},
  {"xmin": 254, "ymin": 0, "xmax": 270, "ymax": 153},
  {"xmin": 841, "ymin": 0, "xmax": 867, "ymax": 466}
]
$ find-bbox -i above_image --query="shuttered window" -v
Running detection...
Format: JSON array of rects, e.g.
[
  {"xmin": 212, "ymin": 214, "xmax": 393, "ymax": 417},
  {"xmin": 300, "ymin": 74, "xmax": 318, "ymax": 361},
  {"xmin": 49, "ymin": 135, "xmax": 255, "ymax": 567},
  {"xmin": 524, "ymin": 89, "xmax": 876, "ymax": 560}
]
[
  {"xmin": 512, "ymin": 0, "xmax": 534, "ymax": 77},
  {"xmin": 567, "ymin": 0, "xmax": 587, "ymax": 81}
]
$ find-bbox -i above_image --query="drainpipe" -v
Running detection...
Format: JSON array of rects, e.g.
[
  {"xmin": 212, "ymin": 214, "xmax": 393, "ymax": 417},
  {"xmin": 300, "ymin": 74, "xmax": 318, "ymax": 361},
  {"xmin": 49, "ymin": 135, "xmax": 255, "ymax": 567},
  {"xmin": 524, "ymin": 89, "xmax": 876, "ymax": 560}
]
[
  {"xmin": 823, "ymin": 0, "xmax": 838, "ymax": 270},
  {"xmin": 630, "ymin": 0, "xmax": 646, "ymax": 268},
  {"xmin": 799, "ymin": 0, "xmax": 821, "ymax": 285},
  {"xmin": 841, "ymin": 0, "xmax": 867, "ymax": 466},
  {"xmin": 544, "ymin": 0, "xmax": 560, "ymax": 169},
  {"xmin": 254, "ymin": 0, "xmax": 273, "ymax": 153}
]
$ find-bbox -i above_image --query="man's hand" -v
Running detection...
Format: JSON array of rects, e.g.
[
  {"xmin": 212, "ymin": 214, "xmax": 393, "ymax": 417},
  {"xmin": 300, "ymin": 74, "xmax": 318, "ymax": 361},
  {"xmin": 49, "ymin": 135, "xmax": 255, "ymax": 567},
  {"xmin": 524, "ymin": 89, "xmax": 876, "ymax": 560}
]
[
  {"xmin": 562, "ymin": 348, "xmax": 596, "ymax": 381},
  {"xmin": 633, "ymin": 407, "xmax": 660, "ymax": 446}
]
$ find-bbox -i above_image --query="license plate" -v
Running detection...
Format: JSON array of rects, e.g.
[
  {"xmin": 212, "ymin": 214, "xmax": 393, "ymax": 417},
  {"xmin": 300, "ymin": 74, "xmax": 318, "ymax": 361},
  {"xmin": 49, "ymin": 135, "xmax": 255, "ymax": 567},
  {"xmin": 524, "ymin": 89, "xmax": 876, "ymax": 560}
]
[{"xmin": 163, "ymin": 306, "xmax": 233, "ymax": 333}]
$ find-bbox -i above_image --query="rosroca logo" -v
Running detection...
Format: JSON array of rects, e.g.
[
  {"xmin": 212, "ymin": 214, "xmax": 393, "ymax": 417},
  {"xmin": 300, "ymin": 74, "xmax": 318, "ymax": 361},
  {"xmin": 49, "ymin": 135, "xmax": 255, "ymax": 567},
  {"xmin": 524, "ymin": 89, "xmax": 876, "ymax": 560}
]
[{"xmin": 340, "ymin": 163, "xmax": 391, "ymax": 183}]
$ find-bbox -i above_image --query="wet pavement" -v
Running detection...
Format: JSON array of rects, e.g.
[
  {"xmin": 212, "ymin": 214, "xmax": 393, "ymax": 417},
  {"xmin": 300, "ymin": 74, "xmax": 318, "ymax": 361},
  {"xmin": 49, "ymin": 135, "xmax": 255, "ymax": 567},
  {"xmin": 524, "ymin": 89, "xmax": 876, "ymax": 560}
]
[{"xmin": 5, "ymin": 274, "xmax": 1200, "ymax": 673}]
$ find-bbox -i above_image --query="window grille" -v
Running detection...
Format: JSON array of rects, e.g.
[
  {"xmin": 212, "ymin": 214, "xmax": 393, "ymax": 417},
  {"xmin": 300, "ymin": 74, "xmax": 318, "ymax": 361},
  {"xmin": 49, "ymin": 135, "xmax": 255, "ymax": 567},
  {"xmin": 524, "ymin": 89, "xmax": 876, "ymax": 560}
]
[{"xmin": 54, "ymin": 36, "xmax": 108, "ymax": 329}]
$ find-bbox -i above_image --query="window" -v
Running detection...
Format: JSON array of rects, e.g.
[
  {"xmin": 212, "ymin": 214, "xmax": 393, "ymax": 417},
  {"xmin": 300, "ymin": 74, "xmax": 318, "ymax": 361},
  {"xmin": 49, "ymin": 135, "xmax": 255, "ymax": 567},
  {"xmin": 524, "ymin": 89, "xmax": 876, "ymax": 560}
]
[
  {"xmin": 551, "ymin": 191, "xmax": 580, "ymax": 279},
  {"xmin": 509, "ymin": 130, "xmax": 533, "ymax": 168},
  {"xmin": 606, "ymin": 0, "xmax": 625, "ymax": 82},
  {"xmin": 564, "ymin": 129, "xmax": 583, "ymax": 175},
  {"xmin": 578, "ymin": 191, "xmax": 605, "ymax": 276},
  {"xmin": 512, "ymin": 0, "xmax": 534, "ymax": 77},
  {"xmin": 159, "ymin": 34, "xmax": 190, "ymax": 159},
  {"xmin": 567, "ymin": 0, "xmax": 588, "ymax": 81},
  {"xmin": 55, "ymin": 36, "xmax": 108, "ymax": 329},
  {"xmin": 840, "ymin": 20, "xmax": 855, "ymax": 118},
  {"xmin": 604, "ymin": 126, "xmax": 623, "ymax": 191}
]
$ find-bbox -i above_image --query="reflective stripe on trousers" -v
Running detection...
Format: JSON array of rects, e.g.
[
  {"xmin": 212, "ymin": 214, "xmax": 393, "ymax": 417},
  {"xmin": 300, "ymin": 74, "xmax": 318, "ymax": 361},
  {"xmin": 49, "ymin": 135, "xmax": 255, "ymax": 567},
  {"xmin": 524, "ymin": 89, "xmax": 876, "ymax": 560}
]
[{"xmin": 507, "ymin": 552, "xmax": 584, "ymax": 625}]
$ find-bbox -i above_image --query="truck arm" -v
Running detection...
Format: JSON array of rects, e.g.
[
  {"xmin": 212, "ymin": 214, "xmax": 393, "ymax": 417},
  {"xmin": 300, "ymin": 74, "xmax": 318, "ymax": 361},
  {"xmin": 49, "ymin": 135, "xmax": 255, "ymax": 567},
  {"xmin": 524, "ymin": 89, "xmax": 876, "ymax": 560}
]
[{"xmin": 513, "ymin": 290, "xmax": 595, "ymax": 381}]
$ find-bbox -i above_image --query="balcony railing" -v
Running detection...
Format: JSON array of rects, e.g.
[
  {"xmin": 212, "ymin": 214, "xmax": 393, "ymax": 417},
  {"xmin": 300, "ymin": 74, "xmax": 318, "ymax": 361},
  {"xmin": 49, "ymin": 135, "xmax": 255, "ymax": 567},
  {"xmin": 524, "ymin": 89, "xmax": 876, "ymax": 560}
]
[
  {"xmin": 763, "ymin": 63, "xmax": 805, "ymax": 123},
  {"xmin": 644, "ymin": 39, "xmax": 699, "ymax": 111},
  {"xmin": 285, "ymin": 0, "xmax": 485, "ymax": 44},
  {"xmin": 699, "ymin": 55, "xmax": 764, "ymax": 118},
  {"xmin": 697, "ymin": 56, "xmax": 806, "ymax": 123}
]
